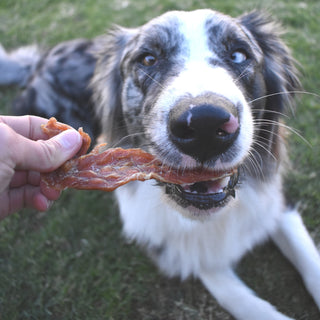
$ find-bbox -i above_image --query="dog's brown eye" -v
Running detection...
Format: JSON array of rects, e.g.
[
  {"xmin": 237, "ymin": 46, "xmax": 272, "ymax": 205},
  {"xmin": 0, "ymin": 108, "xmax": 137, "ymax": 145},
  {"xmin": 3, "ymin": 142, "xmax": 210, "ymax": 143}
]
[{"xmin": 141, "ymin": 54, "xmax": 157, "ymax": 66}]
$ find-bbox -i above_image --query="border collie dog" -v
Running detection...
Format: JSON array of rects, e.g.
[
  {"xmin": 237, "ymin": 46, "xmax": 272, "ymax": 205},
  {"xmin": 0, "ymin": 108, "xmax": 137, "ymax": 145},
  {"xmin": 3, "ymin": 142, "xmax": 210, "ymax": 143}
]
[{"xmin": 1, "ymin": 9, "xmax": 320, "ymax": 320}]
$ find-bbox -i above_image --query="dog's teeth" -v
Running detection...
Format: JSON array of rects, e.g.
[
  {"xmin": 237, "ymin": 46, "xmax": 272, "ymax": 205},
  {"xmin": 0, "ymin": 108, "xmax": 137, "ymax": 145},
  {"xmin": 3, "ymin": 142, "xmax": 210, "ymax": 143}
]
[
  {"xmin": 221, "ymin": 176, "xmax": 230, "ymax": 187},
  {"xmin": 179, "ymin": 171, "xmax": 234, "ymax": 195},
  {"xmin": 181, "ymin": 183, "xmax": 193, "ymax": 187}
]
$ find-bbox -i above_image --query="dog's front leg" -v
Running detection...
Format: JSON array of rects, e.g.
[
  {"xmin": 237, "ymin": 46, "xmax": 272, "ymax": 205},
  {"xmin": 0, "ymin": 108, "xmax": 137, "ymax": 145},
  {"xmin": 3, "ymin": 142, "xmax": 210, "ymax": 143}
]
[
  {"xmin": 199, "ymin": 268, "xmax": 294, "ymax": 320},
  {"xmin": 272, "ymin": 208, "xmax": 320, "ymax": 309}
]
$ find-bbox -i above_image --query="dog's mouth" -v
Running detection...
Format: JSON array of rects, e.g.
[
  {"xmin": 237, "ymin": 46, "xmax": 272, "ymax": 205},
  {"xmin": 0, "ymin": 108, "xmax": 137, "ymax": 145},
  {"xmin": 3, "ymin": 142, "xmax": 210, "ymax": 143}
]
[{"xmin": 164, "ymin": 169, "xmax": 239, "ymax": 211}]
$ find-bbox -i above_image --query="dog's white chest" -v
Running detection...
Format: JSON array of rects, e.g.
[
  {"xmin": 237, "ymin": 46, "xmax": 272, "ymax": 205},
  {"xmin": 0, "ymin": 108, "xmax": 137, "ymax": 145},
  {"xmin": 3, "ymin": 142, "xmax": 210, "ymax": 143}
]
[{"xmin": 115, "ymin": 179, "xmax": 283, "ymax": 279}]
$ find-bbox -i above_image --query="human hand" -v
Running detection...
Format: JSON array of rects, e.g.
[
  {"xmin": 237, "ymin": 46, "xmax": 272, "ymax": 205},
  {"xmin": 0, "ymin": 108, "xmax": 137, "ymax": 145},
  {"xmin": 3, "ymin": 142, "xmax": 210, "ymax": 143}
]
[{"xmin": 0, "ymin": 115, "xmax": 82, "ymax": 220}]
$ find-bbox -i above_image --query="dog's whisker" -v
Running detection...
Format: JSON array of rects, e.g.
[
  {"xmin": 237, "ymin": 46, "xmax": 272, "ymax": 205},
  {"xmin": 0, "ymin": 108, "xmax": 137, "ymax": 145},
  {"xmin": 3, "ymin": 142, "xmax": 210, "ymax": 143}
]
[
  {"xmin": 243, "ymin": 149, "xmax": 262, "ymax": 178},
  {"xmin": 110, "ymin": 132, "xmax": 146, "ymax": 148},
  {"xmin": 248, "ymin": 90, "xmax": 320, "ymax": 118},
  {"xmin": 233, "ymin": 65, "xmax": 252, "ymax": 85},
  {"xmin": 243, "ymin": 150, "xmax": 265, "ymax": 180},
  {"xmin": 251, "ymin": 108, "xmax": 289, "ymax": 118},
  {"xmin": 253, "ymin": 132, "xmax": 278, "ymax": 144},
  {"xmin": 251, "ymin": 139, "xmax": 277, "ymax": 162},
  {"xmin": 249, "ymin": 90, "xmax": 320, "ymax": 105},
  {"xmin": 253, "ymin": 129, "xmax": 287, "ymax": 147},
  {"xmin": 250, "ymin": 147, "xmax": 268, "ymax": 177},
  {"xmin": 254, "ymin": 119, "xmax": 312, "ymax": 147},
  {"xmin": 138, "ymin": 67, "xmax": 165, "ymax": 89}
]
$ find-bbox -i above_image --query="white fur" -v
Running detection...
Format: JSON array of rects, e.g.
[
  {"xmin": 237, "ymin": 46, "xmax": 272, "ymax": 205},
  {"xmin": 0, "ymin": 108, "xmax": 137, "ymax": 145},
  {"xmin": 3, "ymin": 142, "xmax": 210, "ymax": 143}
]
[{"xmin": 116, "ymin": 177, "xmax": 283, "ymax": 279}]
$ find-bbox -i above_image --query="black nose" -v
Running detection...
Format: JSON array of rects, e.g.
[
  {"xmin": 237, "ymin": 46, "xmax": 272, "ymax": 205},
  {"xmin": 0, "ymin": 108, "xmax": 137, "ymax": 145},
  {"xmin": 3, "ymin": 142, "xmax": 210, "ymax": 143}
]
[{"xmin": 169, "ymin": 96, "xmax": 239, "ymax": 163}]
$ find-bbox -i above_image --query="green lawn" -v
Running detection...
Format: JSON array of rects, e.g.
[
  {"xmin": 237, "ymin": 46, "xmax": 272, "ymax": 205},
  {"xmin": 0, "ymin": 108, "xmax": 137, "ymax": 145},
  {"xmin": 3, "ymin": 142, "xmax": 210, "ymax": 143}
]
[{"xmin": 0, "ymin": 0, "xmax": 320, "ymax": 319}]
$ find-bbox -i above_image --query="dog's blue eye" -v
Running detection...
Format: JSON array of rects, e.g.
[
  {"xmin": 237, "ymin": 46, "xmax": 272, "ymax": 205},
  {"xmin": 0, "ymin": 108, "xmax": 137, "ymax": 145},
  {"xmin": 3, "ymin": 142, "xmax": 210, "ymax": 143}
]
[
  {"xmin": 141, "ymin": 54, "xmax": 157, "ymax": 67},
  {"xmin": 231, "ymin": 50, "xmax": 247, "ymax": 64}
]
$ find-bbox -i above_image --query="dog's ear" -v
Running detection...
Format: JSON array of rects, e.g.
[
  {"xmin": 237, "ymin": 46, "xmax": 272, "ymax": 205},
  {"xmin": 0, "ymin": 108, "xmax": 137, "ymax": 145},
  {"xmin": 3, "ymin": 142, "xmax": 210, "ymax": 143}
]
[
  {"xmin": 238, "ymin": 11, "xmax": 301, "ymax": 112},
  {"xmin": 92, "ymin": 27, "xmax": 136, "ymax": 145}
]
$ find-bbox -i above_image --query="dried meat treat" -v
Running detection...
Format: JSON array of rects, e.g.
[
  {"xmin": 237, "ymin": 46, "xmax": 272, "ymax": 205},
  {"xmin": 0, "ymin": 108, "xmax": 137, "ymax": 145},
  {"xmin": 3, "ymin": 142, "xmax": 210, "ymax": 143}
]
[
  {"xmin": 41, "ymin": 117, "xmax": 91, "ymax": 156},
  {"xmin": 41, "ymin": 118, "xmax": 236, "ymax": 192}
]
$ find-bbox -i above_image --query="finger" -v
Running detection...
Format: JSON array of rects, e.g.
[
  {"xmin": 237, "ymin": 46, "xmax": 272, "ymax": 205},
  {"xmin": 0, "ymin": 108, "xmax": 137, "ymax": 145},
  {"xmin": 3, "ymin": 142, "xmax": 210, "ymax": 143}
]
[
  {"xmin": 3, "ymin": 185, "xmax": 51, "ymax": 217},
  {"xmin": 40, "ymin": 180, "xmax": 61, "ymax": 201},
  {"xmin": 9, "ymin": 171, "xmax": 61, "ymax": 200},
  {"xmin": 0, "ymin": 115, "xmax": 50, "ymax": 140},
  {"xmin": 4, "ymin": 126, "xmax": 82, "ymax": 172},
  {"xmin": 33, "ymin": 192, "xmax": 53, "ymax": 212},
  {"xmin": 10, "ymin": 170, "xmax": 41, "ymax": 188}
]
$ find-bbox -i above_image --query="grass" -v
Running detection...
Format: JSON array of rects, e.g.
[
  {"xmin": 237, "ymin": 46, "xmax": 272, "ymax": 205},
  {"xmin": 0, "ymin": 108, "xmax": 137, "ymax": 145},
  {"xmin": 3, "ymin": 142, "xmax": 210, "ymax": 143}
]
[{"xmin": 0, "ymin": 0, "xmax": 320, "ymax": 319}]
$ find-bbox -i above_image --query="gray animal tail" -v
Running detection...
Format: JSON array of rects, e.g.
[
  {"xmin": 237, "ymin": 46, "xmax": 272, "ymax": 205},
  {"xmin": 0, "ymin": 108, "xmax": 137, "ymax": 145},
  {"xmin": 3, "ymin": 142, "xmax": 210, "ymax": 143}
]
[{"xmin": 0, "ymin": 44, "xmax": 41, "ymax": 87}]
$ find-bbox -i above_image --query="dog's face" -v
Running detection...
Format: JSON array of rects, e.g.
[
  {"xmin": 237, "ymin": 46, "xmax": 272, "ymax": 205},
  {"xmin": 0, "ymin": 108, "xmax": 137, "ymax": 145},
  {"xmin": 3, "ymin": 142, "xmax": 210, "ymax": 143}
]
[{"xmin": 94, "ymin": 9, "xmax": 299, "ymax": 218}]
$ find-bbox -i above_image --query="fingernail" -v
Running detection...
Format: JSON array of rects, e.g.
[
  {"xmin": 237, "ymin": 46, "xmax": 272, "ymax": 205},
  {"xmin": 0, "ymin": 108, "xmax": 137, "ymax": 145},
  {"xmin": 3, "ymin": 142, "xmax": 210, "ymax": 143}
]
[{"xmin": 56, "ymin": 129, "xmax": 82, "ymax": 150}]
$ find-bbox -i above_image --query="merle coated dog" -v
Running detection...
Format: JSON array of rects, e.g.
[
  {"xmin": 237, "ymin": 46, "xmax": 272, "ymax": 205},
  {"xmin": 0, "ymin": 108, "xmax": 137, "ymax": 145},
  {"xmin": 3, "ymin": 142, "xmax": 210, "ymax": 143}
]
[{"xmin": 1, "ymin": 9, "xmax": 320, "ymax": 320}]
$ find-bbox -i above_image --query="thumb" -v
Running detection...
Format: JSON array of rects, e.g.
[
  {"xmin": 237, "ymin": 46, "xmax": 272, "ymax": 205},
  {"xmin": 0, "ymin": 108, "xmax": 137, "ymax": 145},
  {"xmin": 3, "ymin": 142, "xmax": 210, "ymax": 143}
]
[{"xmin": 15, "ymin": 129, "xmax": 82, "ymax": 172}]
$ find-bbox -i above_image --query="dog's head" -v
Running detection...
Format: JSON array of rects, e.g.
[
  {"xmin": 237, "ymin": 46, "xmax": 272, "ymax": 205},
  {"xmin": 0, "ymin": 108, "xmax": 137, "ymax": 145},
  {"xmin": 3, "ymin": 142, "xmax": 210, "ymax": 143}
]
[{"xmin": 93, "ymin": 9, "xmax": 300, "ymax": 218}]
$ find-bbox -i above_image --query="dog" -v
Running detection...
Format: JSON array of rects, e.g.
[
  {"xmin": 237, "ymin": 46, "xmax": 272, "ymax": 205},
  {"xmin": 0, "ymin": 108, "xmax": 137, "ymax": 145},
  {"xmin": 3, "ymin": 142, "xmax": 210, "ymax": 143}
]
[{"xmin": 1, "ymin": 9, "xmax": 320, "ymax": 320}]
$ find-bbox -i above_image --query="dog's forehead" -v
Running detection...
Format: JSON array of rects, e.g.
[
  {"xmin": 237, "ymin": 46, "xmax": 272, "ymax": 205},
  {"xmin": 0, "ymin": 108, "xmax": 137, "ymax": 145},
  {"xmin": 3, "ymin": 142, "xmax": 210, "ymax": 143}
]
[
  {"xmin": 138, "ymin": 9, "xmax": 244, "ymax": 56},
  {"xmin": 145, "ymin": 9, "xmax": 229, "ymax": 30}
]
